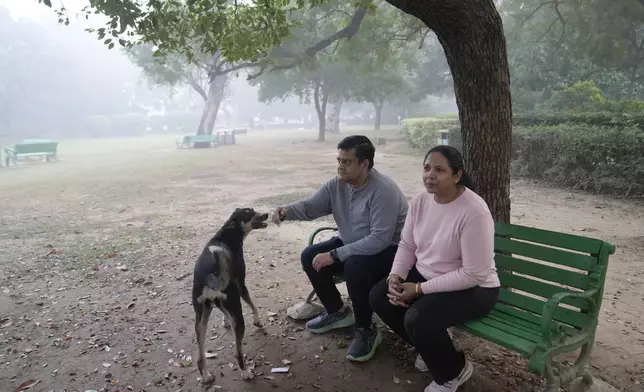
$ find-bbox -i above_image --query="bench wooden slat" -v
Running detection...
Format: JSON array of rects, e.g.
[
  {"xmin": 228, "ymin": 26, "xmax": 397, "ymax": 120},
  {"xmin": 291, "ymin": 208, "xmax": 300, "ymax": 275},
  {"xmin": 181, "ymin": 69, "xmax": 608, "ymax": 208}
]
[
  {"xmin": 462, "ymin": 319, "xmax": 536, "ymax": 357},
  {"xmin": 473, "ymin": 315, "xmax": 543, "ymax": 343},
  {"xmin": 492, "ymin": 303, "xmax": 579, "ymax": 336},
  {"xmin": 497, "ymin": 271, "xmax": 589, "ymax": 311},
  {"xmin": 498, "ymin": 288, "xmax": 590, "ymax": 329},
  {"xmin": 495, "ymin": 237, "xmax": 597, "ymax": 271},
  {"xmin": 495, "ymin": 254, "xmax": 589, "ymax": 290},
  {"xmin": 495, "ymin": 221, "xmax": 603, "ymax": 255}
]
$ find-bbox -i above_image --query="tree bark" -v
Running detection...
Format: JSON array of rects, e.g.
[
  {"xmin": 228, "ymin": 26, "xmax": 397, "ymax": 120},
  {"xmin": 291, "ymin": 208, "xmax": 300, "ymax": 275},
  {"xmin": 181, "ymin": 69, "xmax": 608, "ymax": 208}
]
[
  {"xmin": 196, "ymin": 73, "xmax": 228, "ymax": 137},
  {"xmin": 314, "ymin": 79, "xmax": 329, "ymax": 141},
  {"xmin": 387, "ymin": 0, "xmax": 512, "ymax": 223},
  {"xmin": 373, "ymin": 101, "xmax": 384, "ymax": 131},
  {"xmin": 326, "ymin": 98, "xmax": 342, "ymax": 133}
]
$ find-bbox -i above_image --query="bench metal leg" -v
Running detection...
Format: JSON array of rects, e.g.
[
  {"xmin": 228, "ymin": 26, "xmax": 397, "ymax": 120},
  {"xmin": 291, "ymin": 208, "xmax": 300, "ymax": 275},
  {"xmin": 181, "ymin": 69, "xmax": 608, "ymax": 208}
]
[
  {"xmin": 543, "ymin": 339, "xmax": 594, "ymax": 392},
  {"xmin": 305, "ymin": 289, "xmax": 317, "ymax": 304},
  {"xmin": 544, "ymin": 362, "xmax": 561, "ymax": 392}
]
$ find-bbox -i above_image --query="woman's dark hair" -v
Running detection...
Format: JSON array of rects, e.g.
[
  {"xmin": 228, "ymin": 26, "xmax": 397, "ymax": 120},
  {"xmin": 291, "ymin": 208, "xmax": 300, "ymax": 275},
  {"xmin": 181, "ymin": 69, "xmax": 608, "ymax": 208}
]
[{"xmin": 424, "ymin": 145, "xmax": 475, "ymax": 190}]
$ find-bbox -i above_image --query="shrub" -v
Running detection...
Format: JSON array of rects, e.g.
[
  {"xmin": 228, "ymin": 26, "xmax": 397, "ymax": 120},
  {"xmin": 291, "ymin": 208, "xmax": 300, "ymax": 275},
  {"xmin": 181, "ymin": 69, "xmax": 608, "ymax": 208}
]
[
  {"xmin": 513, "ymin": 124, "xmax": 644, "ymax": 195},
  {"xmin": 513, "ymin": 112, "xmax": 644, "ymax": 129},
  {"xmin": 540, "ymin": 81, "xmax": 607, "ymax": 112},
  {"xmin": 400, "ymin": 116, "xmax": 644, "ymax": 195},
  {"xmin": 148, "ymin": 111, "xmax": 202, "ymax": 134},
  {"xmin": 110, "ymin": 113, "xmax": 148, "ymax": 137},
  {"xmin": 83, "ymin": 115, "xmax": 112, "ymax": 137},
  {"xmin": 400, "ymin": 117, "xmax": 459, "ymax": 150}
]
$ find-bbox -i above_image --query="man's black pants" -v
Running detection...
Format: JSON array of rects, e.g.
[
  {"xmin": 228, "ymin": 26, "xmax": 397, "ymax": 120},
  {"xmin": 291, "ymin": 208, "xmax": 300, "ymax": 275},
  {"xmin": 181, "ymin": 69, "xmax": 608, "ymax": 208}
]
[{"xmin": 300, "ymin": 237, "xmax": 397, "ymax": 329}]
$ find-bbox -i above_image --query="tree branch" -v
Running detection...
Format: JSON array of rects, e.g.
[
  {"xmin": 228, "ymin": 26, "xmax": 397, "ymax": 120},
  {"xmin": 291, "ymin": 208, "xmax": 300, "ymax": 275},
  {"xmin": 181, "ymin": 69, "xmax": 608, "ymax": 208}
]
[
  {"xmin": 186, "ymin": 77, "xmax": 208, "ymax": 102},
  {"xmin": 245, "ymin": 5, "xmax": 369, "ymax": 80}
]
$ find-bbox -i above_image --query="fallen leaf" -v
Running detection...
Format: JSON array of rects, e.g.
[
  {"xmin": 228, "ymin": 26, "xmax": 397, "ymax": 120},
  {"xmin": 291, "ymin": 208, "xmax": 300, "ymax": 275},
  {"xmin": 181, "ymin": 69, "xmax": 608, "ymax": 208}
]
[
  {"xmin": 15, "ymin": 380, "xmax": 40, "ymax": 391},
  {"xmin": 281, "ymin": 359, "xmax": 291, "ymax": 365},
  {"xmin": 267, "ymin": 311, "xmax": 278, "ymax": 317},
  {"xmin": 127, "ymin": 302, "xmax": 135, "ymax": 310},
  {"xmin": 393, "ymin": 375, "xmax": 400, "ymax": 384},
  {"xmin": 101, "ymin": 253, "xmax": 117, "ymax": 259},
  {"xmin": 205, "ymin": 352, "xmax": 217, "ymax": 359},
  {"xmin": 47, "ymin": 250, "xmax": 63, "ymax": 255},
  {"xmin": 263, "ymin": 376, "xmax": 276, "ymax": 380},
  {"xmin": 0, "ymin": 319, "xmax": 12, "ymax": 328}
]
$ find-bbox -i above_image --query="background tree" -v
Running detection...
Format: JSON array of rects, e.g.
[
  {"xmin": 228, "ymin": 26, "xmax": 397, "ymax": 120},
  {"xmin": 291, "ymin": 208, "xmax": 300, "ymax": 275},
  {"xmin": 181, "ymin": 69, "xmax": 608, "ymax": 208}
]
[
  {"xmin": 126, "ymin": 45, "xmax": 232, "ymax": 136},
  {"xmin": 502, "ymin": 0, "xmax": 644, "ymax": 109},
  {"xmin": 40, "ymin": 0, "xmax": 514, "ymax": 222}
]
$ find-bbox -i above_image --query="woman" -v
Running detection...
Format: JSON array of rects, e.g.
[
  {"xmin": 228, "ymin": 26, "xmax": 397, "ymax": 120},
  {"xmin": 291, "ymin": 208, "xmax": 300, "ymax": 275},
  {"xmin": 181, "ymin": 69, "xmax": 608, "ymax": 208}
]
[{"xmin": 369, "ymin": 145, "xmax": 500, "ymax": 392}]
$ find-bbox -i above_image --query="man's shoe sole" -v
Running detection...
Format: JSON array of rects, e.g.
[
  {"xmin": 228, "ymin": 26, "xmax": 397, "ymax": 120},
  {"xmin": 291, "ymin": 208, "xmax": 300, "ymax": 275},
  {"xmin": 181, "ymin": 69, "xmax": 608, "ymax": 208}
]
[
  {"xmin": 307, "ymin": 313, "xmax": 355, "ymax": 334},
  {"xmin": 345, "ymin": 330, "xmax": 382, "ymax": 362}
]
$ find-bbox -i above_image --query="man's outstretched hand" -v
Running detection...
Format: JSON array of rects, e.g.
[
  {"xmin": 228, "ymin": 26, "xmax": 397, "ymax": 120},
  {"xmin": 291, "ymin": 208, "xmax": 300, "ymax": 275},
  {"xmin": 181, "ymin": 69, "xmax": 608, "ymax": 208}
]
[{"xmin": 271, "ymin": 207, "xmax": 286, "ymax": 225}]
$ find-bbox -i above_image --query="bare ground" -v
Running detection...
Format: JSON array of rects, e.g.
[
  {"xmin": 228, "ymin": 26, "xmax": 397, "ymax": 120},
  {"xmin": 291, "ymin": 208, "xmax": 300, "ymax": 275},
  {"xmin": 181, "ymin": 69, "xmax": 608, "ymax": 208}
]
[{"xmin": 1, "ymin": 129, "xmax": 643, "ymax": 392}]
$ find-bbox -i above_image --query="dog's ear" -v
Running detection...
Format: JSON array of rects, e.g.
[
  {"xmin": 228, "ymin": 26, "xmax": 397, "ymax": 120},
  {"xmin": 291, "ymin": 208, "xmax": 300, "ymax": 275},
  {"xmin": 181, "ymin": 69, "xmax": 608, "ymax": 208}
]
[{"xmin": 222, "ymin": 219, "xmax": 239, "ymax": 230}]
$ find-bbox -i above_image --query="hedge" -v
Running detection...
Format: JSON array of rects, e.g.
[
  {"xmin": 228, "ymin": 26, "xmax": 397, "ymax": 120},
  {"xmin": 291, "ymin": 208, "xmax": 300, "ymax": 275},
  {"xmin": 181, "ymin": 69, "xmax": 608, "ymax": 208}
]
[
  {"xmin": 400, "ymin": 117, "xmax": 460, "ymax": 150},
  {"xmin": 513, "ymin": 125, "xmax": 644, "ymax": 195},
  {"xmin": 110, "ymin": 113, "xmax": 148, "ymax": 137},
  {"xmin": 513, "ymin": 112, "xmax": 644, "ymax": 129},
  {"xmin": 148, "ymin": 111, "xmax": 202, "ymax": 134},
  {"xmin": 403, "ymin": 112, "xmax": 644, "ymax": 130},
  {"xmin": 83, "ymin": 115, "xmax": 112, "ymax": 137},
  {"xmin": 400, "ymin": 118, "xmax": 644, "ymax": 196}
]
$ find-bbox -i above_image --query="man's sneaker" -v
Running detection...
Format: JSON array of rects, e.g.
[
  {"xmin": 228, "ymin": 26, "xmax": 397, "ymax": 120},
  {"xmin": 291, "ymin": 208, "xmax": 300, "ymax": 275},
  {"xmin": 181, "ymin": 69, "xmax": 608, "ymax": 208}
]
[
  {"xmin": 415, "ymin": 354, "xmax": 429, "ymax": 372},
  {"xmin": 424, "ymin": 360, "xmax": 473, "ymax": 392},
  {"xmin": 415, "ymin": 328, "xmax": 454, "ymax": 372},
  {"xmin": 305, "ymin": 306, "xmax": 354, "ymax": 334},
  {"xmin": 346, "ymin": 326, "xmax": 382, "ymax": 362}
]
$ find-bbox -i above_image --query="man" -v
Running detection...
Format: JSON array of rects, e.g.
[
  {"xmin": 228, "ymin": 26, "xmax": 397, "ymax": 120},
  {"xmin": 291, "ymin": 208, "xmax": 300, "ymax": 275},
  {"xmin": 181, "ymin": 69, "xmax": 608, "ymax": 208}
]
[{"xmin": 274, "ymin": 135, "xmax": 408, "ymax": 362}]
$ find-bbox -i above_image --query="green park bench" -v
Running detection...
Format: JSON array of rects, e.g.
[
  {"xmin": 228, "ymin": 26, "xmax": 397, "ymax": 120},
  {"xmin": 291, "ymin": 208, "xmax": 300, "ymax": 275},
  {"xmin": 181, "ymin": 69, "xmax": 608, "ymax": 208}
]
[
  {"xmin": 301, "ymin": 222, "xmax": 615, "ymax": 391},
  {"xmin": 176, "ymin": 135, "xmax": 219, "ymax": 149},
  {"xmin": 4, "ymin": 139, "xmax": 59, "ymax": 166}
]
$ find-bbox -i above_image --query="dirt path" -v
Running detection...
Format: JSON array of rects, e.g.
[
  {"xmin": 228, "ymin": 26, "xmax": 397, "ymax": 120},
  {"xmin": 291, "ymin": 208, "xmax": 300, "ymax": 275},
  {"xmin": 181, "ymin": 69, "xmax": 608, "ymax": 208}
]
[{"xmin": 1, "ymin": 130, "xmax": 642, "ymax": 392}]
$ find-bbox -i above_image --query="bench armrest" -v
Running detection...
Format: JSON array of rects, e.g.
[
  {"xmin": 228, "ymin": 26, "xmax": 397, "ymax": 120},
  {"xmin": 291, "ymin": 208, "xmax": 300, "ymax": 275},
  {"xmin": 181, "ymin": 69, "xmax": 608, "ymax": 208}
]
[
  {"xmin": 541, "ymin": 290, "xmax": 599, "ymax": 346},
  {"xmin": 308, "ymin": 227, "xmax": 338, "ymax": 246}
]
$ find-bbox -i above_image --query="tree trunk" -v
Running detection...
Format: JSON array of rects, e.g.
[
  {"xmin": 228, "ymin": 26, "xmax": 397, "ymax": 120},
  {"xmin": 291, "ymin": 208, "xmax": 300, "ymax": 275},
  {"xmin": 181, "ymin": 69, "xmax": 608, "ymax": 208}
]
[
  {"xmin": 196, "ymin": 73, "xmax": 228, "ymax": 137},
  {"xmin": 388, "ymin": 0, "xmax": 512, "ymax": 223},
  {"xmin": 326, "ymin": 98, "xmax": 342, "ymax": 133},
  {"xmin": 373, "ymin": 101, "xmax": 383, "ymax": 131},
  {"xmin": 314, "ymin": 80, "xmax": 329, "ymax": 142}
]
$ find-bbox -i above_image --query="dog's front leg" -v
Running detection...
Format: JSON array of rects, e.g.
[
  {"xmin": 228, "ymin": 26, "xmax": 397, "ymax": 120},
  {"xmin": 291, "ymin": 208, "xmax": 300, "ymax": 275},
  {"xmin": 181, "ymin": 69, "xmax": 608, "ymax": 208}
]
[{"xmin": 240, "ymin": 286, "xmax": 263, "ymax": 329}]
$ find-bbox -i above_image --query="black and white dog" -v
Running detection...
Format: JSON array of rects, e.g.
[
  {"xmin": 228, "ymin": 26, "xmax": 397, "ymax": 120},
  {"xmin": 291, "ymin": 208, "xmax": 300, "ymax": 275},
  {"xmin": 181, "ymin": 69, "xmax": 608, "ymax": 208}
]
[{"xmin": 192, "ymin": 207, "xmax": 269, "ymax": 383}]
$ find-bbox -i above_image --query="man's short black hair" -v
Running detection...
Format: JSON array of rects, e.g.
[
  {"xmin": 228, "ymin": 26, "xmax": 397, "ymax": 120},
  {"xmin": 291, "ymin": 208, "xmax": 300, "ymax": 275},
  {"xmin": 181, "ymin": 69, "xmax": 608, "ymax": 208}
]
[{"xmin": 337, "ymin": 135, "xmax": 375, "ymax": 169}]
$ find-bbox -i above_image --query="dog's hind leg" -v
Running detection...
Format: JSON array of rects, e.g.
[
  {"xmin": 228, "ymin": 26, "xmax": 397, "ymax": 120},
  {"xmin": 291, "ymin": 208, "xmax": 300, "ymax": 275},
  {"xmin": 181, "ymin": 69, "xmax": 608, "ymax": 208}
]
[
  {"xmin": 240, "ymin": 284, "xmax": 263, "ymax": 329},
  {"xmin": 222, "ymin": 294, "xmax": 254, "ymax": 381},
  {"xmin": 195, "ymin": 303, "xmax": 214, "ymax": 383}
]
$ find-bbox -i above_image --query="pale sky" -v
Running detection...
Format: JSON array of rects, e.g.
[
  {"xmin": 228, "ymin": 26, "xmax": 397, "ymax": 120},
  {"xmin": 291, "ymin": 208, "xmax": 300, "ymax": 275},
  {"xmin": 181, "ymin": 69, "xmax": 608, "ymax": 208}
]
[{"xmin": 0, "ymin": 0, "xmax": 104, "ymax": 26}]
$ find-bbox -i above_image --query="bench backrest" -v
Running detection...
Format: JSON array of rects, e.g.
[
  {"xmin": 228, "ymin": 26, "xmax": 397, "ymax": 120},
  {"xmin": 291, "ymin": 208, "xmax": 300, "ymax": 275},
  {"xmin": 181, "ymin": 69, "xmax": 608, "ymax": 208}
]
[
  {"xmin": 494, "ymin": 222, "xmax": 615, "ymax": 331},
  {"xmin": 13, "ymin": 141, "xmax": 58, "ymax": 154}
]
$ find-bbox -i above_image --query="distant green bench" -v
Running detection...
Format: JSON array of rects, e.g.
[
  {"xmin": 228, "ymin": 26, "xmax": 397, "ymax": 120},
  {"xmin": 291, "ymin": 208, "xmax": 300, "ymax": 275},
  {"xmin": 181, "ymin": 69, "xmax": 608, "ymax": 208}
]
[
  {"xmin": 4, "ymin": 139, "xmax": 59, "ymax": 166},
  {"xmin": 305, "ymin": 222, "xmax": 615, "ymax": 391},
  {"xmin": 176, "ymin": 135, "xmax": 219, "ymax": 149}
]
